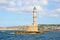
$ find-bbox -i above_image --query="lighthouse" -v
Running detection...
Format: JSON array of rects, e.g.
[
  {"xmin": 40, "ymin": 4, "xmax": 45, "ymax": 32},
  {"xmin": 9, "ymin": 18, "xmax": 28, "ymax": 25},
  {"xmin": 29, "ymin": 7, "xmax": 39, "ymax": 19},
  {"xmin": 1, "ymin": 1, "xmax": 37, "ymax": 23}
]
[{"xmin": 26, "ymin": 6, "xmax": 38, "ymax": 32}]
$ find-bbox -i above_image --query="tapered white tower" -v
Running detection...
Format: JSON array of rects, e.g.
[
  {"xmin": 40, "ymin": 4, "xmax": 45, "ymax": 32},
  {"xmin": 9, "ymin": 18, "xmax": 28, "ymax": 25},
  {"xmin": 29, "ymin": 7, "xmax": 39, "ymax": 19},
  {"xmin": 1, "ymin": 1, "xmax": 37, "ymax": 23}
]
[
  {"xmin": 33, "ymin": 6, "xmax": 37, "ymax": 26},
  {"xmin": 26, "ymin": 6, "xmax": 38, "ymax": 32}
]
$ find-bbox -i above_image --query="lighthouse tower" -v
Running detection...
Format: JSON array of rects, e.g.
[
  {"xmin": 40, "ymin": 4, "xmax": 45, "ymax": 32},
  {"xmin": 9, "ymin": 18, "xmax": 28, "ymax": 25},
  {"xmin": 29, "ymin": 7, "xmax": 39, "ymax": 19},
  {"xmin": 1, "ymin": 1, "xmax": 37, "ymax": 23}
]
[
  {"xmin": 26, "ymin": 6, "xmax": 38, "ymax": 32},
  {"xmin": 33, "ymin": 6, "xmax": 37, "ymax": 26},
  {"xmin": 32, "ymin": 6, "xmax": 38, "ymax": 31}
]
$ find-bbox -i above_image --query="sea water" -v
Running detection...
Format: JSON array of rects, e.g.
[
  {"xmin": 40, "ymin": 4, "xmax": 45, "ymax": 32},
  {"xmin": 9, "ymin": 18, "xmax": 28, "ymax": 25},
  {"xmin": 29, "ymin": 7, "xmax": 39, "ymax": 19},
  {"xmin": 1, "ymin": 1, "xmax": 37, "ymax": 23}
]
[{"xmin": 0, "ymin": 30, "xmax": 60, "ymax": 40}]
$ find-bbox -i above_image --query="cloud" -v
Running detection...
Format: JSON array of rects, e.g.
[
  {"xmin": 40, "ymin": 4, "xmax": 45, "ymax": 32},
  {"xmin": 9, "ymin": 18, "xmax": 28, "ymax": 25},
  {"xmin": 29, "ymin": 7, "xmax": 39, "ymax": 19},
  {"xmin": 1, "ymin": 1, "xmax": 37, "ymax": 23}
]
[
  {"xmin": 51, "ymin": 8, "xmax": 60, "ymax": 13},
  {"xmin": 41, "ymin": 0, "xmax": 48, "ymax": 5},
  {"xmin": 16, "ymin": 1, "xmax": 23, "ymax": 6},
  {"xmin": 0, "ymin": 0, "xmax": 47, "ymax": 12},
  {"xmin": 49, "ymin": 8, "xmax": 60, "ymax": 18},
  {"xmin": 50, "ymin": 13, "xmax": 59, "ymax": 18},
  {"xmin": 8, "ymin": 1, "xmax": 16, "ymax": 6},
  {"xmin": 5, "ymin": 7, "xmax": 18, "ymax": 12},
  {"xmin": 0, "ymin": 0, "xmax": 59, "ymax": 17},
  {"xmin": 0, "ymin": 0, "xmax": 7, "ymax": 3},
  {"xmin": 37, "ymin": 8, "xmax": 60, "ymax": 18},
  {"xmin": 36, "ymin": 6, "xmax": 43, "ymax": 12},
  {"xmin": 54, "ymin": 0, "xmax": 60, "ymax": 2},
  {"xmin": 48, "ymin": 0, "xmax": 60, "ymax": 8},
  {"xmin": 56, "ymin": 8, "xmax": 60, "ymax": 12}
]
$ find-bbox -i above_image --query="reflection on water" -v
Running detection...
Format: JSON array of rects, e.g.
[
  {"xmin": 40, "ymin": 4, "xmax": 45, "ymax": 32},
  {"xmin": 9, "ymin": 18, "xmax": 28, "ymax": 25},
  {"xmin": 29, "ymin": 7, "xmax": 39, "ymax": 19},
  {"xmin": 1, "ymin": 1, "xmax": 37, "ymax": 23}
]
[{"xmin": 0, "ymin": 30, "xmax": 60, "ymax": 40}]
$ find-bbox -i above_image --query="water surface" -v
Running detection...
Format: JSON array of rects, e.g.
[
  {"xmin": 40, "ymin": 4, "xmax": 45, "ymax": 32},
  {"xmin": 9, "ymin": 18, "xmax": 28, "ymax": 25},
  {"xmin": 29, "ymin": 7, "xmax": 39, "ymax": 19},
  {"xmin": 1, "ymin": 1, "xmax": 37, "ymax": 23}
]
[{"xmin": 0, "ymin": 30, "xmax": 60, "ymax": 40}]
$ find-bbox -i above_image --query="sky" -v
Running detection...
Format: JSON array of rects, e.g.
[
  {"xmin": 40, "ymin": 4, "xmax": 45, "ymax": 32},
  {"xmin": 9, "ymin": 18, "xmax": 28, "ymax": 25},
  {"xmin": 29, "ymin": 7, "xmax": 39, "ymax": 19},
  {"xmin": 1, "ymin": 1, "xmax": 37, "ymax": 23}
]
[{"xmin": 0, "ymin": 0, "xmax": 60, "ymax": 27}]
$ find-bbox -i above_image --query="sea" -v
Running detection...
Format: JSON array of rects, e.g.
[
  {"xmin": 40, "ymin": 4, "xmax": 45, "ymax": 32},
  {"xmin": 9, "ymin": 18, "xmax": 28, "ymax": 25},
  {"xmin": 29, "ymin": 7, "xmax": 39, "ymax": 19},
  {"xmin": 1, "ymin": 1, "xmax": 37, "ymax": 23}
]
[{"xmin": 0, "ymin": 30, "xmax": 60, "ymax": 40}]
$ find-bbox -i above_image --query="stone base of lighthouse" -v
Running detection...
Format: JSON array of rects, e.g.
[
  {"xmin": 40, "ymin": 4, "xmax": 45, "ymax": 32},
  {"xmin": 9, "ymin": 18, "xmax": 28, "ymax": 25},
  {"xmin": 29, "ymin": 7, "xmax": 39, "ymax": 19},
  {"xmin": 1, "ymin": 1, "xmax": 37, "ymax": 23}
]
[
  {"xmin": 14, "ymin": 25, "xmax": 40, "ymax": 34},
  {"xmin": 26, "ymin": 25, "xmax": 38, "ymax": 32}
]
